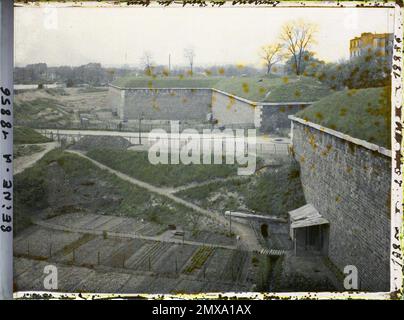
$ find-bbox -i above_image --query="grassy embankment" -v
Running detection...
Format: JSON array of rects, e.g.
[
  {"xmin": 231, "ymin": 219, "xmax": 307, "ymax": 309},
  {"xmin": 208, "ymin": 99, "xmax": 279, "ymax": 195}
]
[
  {"xmin": 14, "ymin": 98, "xmax": 73, "ymax": 127},
  {"xmin": 112, "ymin": 75, "xmax": 332, "ymax": 103},
  {"xmin": 175, "ymin": 161, "xmax": 305, "ymax": 217},
  {"xmin": 86, "ymin": 149, "xmax": 305, "ymax": 217},
  {"xmin": 86, "ymin": 149, "xmax": 239, "ymax": 188},
  {"xmin": 296, "ymin": 86, "xmax": 391, "ymax": 149},
  {"xmin": 14, "ymin": 149, "xmax": 213, "ymax": 234},
  {"xmin": 14, "ymin": 126, "xmax": 51, "ymax": 144}
]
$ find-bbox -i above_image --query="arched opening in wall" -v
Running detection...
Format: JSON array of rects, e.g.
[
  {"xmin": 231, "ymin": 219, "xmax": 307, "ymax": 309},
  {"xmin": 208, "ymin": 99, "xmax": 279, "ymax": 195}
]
[{"xmin": 261, "ymin": 223, "xmax": 269, "ymax": 238}]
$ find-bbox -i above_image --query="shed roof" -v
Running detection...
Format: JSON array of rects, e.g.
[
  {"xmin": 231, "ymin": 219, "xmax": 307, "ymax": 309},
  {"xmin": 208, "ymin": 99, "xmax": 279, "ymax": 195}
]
[{"xmin": 289, "ymin": 204, "xmax": 329, "ymax": 229}]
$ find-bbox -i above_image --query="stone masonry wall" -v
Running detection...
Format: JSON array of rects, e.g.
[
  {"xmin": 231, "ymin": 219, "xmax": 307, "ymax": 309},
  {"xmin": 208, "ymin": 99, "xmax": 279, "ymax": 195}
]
[
  {"xmin": 211, "ymin": 89, "xmax": 259, "ymax": 127},
  {"xmin": 112, "ymin": 86, "xmax": 212, "ymax": 121},
  {"xmin": 107, "ymin": 85, "xmax": 313, "ymax": 134},
  {"xmin": 106, "ymin": 86, "xmax": 125, "ymax": 116},
  {"xmin": 260, "ymin": 103, "xmax": 310, "ymax": 135},
  {"xmin": 291, "ymin": 118, "xmax": 391, "ymax": 291}
]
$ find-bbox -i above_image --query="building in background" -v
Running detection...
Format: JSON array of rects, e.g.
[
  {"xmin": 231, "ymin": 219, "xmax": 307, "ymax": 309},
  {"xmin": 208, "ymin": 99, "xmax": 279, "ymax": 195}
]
[{"xmin": 349, "ymin": 32, "xmax": 394, "ymax": 59}]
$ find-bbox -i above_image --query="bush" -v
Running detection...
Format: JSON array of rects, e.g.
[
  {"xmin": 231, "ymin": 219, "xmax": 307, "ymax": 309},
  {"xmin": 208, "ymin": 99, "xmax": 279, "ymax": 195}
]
[{"xmin": 315, "ymin": 50, "xmax": 391, "ymax": 90}]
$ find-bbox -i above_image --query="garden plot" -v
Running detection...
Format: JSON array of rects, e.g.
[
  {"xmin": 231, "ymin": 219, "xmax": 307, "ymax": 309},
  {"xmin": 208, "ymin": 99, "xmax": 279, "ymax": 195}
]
[
  {"xmin": 218, "ymin": 249, "xmax": 250, "ymax": 283},
  {"xmin": 14, "ymin": 226, "xmax": 83, "ymax": 259},
  {"xmin": 54, "ymin": 264, "xmax": 97, "ymax": 292},
  {"xmin": 152, "ymin": 244, "xmax": 198, "ymax": 276},
  {"xmin": 172, "ymin": 278, "xmax": 206, "ymax": 294},
  {"xmin": 75, "ymin": 271, "xmax": 132, "ymax": 293},
  {"xmin": 45, "ymin": 212, "xmax": 96, "ymax": 229},
  {"xmin": 14, "ymin": 259, "xmax": 49, "ymax": 291},
  {"xmin": 58, "ymin": 236, "xmax": 129, "ymax": 267},
  {"xmin": 79, "ymin": 215, "xmax": 117, "ymax": 230},
  {"xmin": 118, "ymin": 274, "xmax": 151, "ymax": 293},
  {"xmin": 203, "ymin": 281, "xmax": 246, "ymax": 293},
  {"xmin": 132, "ymin": 275, "xmax": 180, "ymax": 294},
  {"xmin": 14, "ymin": 258, "xmax": 96, "ymax": 293},
  {"xmin": 102, "ymin": 238, "xmax": 148, "ymax": 269},
  {"xmin": 182, "ymin": 246, "xmax": 215, "ymax": 276},
  {"xmin": 49, "ymin": 212, "xmax": 125, "ymax": 232},
  {"xmin": 13, "ymin": 257, "xmax": 37, "ymax": 278},
  {"xmin": 128, "ymin": 242, "xmax": 173, "ymax": 271}
]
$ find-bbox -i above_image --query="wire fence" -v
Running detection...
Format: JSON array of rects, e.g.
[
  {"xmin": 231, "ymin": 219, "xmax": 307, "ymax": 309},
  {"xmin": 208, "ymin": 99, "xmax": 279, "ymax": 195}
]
[{"xmin": 39, "ymin": 128, "xmax": 290, "ymax": 157}]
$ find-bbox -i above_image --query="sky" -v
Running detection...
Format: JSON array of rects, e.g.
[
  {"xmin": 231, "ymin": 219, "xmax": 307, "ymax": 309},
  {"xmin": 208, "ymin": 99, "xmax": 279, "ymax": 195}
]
[{"xmin": 14, "ymin": 4, "xmax": 395, "ymax": 68}]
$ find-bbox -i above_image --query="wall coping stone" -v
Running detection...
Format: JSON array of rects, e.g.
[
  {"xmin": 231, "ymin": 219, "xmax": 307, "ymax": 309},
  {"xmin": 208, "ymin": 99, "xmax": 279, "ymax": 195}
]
[
  {"xmin": 289, "ymin": 115, "xmax": 392, "ymax": 158},
  {"xmin": 109, "ymin": 84, "xmax": 212, "ymax": 91},
  {"xmin": 260, "ymin": 101, "xmax": 314, "ymax": 106}
]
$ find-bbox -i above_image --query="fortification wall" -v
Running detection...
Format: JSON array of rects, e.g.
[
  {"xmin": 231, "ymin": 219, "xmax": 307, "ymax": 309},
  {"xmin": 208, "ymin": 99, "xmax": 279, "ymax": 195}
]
[
  {"xmin": 111, "ymin": 86, "xmax": 212, "ymax": 121},
  {"xmin": 260, "ymin": 103, "xmax": 311, "ymax": 135},
  {"xmin": 290, "ymin": 116, "xmax": 391, "ymax": 291},
  {"xmin": 211, "ymin": 89, "xmax": 260, "ymax": 128},
  {"xmin": 107, "ymin": 85, "xmax": 313, "ymax": 134},
  {"xmin": 106, "ymin": 85, "xmax": 125, "ymax": 117}
]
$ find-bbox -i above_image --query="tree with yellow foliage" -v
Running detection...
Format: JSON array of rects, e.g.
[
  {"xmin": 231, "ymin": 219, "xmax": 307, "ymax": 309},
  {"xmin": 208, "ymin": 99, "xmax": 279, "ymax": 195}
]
[
  {"xmin": 279, "ymin": 19, "xmax": 318, "ymax": 75},
  {"xmin": 259, "ymin": 43, "xmax": 284, "ymax": 75}
]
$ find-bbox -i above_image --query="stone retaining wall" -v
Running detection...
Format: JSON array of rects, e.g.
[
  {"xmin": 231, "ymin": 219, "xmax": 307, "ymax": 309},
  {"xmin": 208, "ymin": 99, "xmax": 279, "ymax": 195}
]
[{"xmin": 290, "ymin": 115, "xmax": 391, "ymax": 291}]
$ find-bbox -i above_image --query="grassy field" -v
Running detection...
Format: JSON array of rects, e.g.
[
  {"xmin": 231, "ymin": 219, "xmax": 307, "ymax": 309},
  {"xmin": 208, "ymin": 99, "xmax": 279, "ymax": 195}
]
[
  {"xmin": 14, "ymin": 149, "xmax": 216, "ymax": 234},
  {"xmin": 263, "ymin": 77, "xmax": 332, "ymax": 103},
  {"xmin": 296, "ymin": 86, "xmax": 391, "ymax": 149},
  {"xmin": 14, "ymin": 144, "xmax": 45, "ymax": 159},
  {"xmin": 213, "ymin": 75, "xmax": 285, "ymax": 101},
  {"xmin": 176, "ymin": 161, "xmax": 306, "ymax": 217},
  {"xmin": 86, "ymin": 149, "xmax": 239, "ymax": 188},
  {"xmin": 113, "ymin": 75, "xmax": 332, "ymax": 102},
  {"xmin": 14, "ymin": 126, "xmax": 52, "ymax": 144}
]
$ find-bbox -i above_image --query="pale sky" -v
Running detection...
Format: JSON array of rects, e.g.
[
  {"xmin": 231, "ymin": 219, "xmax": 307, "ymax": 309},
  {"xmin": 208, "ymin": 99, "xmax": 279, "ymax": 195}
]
[{"xmin": 14, "ymin": 4, "xmax": 395, "ymax": 68}]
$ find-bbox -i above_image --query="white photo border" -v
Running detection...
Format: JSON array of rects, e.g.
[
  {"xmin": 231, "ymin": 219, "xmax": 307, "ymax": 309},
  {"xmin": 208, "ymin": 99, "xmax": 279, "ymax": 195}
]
[{"xmin": 5, "ymin": 0, "xmax": 404, "ymax": 300}]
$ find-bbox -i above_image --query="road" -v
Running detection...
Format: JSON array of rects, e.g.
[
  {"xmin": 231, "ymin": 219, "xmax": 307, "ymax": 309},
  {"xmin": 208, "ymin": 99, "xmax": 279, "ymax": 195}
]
[{"xmin": 38, "ymin": 128, "xmax": 290, "ymax": 146}]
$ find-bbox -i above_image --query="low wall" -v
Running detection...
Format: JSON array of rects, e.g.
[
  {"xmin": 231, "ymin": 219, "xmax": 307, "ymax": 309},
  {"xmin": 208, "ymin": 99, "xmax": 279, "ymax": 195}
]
[
  {"xmin": 290, "ymin": 116, "xmax": 391, "ymax": 291},
  {"xmin": 109, "ymin": 85, "xmax": 212, "ymax": 121}
]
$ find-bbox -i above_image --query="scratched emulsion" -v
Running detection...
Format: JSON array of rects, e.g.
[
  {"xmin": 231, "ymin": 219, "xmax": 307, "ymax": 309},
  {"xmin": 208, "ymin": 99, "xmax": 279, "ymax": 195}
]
[{"xmin": 10, "ymin": 0, "xmax": 404, "ymax": 300}]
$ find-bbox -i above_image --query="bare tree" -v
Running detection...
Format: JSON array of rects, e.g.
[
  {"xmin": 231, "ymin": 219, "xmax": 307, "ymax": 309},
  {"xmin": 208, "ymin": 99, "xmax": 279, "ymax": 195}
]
[
  {"xmin": 140, "ymin": 51, "xmax": 154, "ymax": 76},
  {"xmin": 279, "ymin": 20, "xmax": 318, "ymax": 75},
  {"xmin": 259, "ymin": 43, "xmax": 284, "ymax": 75},
  {"xmin": 184, "ymin": 47, "xmax": 196, "ymax": 76}
]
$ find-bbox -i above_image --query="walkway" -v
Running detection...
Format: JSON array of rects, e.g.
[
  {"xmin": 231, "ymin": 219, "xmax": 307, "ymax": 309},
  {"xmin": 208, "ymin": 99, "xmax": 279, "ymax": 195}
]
[{"xmin": 14, "ymin": 141, "xmax": 59, "ymax": 175}]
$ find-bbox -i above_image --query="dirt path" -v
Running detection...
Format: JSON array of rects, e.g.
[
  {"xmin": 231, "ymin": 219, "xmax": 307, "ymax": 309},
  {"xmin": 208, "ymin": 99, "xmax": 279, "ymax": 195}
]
[
  {"xmin": 166, "ymin": 175, "xmax": 250, "ymax": 194},
  {"xmin": 66, "ymin": 150, "xmax": 262, "ymax": 251},
  {"xmin": 14, "ymin": 142, "xmax": 59, "ymax": 175}
]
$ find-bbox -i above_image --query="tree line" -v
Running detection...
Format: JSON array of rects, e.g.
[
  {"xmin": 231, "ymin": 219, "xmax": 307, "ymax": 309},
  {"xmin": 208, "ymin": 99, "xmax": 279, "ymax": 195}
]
[
  {"xmin": 14, "ymin": 63, "xmax": 132, "ymax": 86},
  {"xmin": 259, "ymin": 19, "xmax": 392, "ymax": 89}
]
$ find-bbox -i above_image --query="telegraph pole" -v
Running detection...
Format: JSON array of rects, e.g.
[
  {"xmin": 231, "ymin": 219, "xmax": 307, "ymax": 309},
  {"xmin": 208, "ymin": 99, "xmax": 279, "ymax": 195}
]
[{"xmin": 0, "ymin": 0, "xmax": 14, "ymax": 300}]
